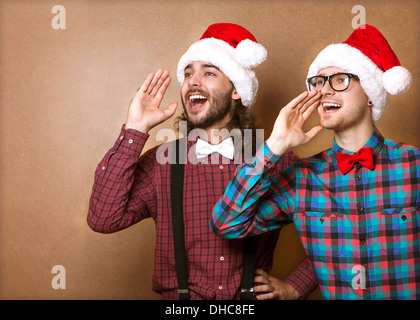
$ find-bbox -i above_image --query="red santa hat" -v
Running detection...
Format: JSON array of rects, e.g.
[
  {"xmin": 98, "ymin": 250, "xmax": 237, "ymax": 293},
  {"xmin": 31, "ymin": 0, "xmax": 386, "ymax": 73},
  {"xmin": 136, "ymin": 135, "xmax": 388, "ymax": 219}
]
[
  {"xmin": 307, "ymin": 24, "xmax": 412, "ymax": 122},
  {"xmin": 177, "ymin": 23, "xmax": 267, "ymax": 107}
]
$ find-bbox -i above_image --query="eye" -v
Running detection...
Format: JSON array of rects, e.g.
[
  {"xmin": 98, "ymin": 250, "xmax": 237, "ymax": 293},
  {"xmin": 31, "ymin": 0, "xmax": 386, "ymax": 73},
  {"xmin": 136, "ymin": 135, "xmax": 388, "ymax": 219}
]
[
  {"xmin": 205, "ymin": 71, "xmax": 216, "ymax": 76},
  {"xmin": 311, "ymin": 77, "xmax": 324, "ymax": 86},
  {"xmin": 184, "ymin": 72, "xmax": 192, "ymax": 78}
]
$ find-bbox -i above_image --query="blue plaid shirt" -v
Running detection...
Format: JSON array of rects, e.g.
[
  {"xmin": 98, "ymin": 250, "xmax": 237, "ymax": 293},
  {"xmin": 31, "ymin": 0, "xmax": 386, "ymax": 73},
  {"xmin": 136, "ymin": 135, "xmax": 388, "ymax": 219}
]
[{"xmin": 211, "ymin": 127, "xmax": 420, "ymax": 299}]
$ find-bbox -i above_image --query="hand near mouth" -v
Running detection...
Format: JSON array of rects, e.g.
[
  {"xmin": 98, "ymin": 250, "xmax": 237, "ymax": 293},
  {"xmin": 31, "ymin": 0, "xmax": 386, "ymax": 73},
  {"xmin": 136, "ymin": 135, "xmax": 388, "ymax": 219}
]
[
  {"xmin": 266, "ymin": 90, "xmax": 323, "ymax": 155},
  {"xmin": 125, "ymin": 69, "xmax": 178, "ymax": 133}
]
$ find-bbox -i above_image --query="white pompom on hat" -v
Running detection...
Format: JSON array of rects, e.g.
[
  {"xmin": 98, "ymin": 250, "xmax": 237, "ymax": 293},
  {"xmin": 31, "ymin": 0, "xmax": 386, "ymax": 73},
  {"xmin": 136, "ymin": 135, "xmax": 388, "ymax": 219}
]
[
  {"xmin": 177, "ymin": 23, "xmax": 267, "ymax": 107},
  {"xmin": 307, "ymin": 24, "xmax": 412, "ymax": 122}
]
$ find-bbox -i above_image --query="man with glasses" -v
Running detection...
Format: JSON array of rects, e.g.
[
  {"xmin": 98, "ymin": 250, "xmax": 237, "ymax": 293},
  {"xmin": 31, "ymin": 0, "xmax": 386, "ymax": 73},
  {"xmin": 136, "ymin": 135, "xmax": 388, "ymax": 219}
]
[{"xmin": 211, "ymin": 25, "xmax": 419, "ymax": 299}]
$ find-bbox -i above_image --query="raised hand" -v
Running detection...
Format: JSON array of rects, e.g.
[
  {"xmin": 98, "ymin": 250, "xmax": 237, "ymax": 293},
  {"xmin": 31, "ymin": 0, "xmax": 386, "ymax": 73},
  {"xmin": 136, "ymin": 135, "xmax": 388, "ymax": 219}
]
[
  {"xmin": 125, "ymin": 69, "xmax": 178, "ymax": 133},
  {"xmin": 266, "ymin": 89, "xmax": 323, "ymax": 155}
]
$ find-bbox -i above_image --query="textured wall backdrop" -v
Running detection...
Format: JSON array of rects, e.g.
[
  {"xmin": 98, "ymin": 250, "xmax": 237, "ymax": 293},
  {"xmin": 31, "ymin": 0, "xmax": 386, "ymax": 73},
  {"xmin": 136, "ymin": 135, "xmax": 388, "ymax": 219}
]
[{"xmin": 0, "ymin": 0, "xmax": 418, "ymax": 299}]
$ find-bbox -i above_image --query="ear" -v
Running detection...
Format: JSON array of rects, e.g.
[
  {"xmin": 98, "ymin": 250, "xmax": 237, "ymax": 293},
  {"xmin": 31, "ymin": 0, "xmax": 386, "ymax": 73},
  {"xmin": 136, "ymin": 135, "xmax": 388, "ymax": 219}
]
[{"xmin": 231, "ymin": 88, "xmax": 241, "ymax": 101}]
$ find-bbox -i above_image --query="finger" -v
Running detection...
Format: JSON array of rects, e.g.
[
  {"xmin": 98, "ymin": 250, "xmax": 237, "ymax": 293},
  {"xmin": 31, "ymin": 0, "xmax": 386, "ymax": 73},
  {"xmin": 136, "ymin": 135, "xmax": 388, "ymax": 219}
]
[
  {"xmin": 155, "ymin": 75, "xmax": 172, "ymax": 101},
  {"xmin": 138, "ymin": 73, "xmax": 155, "ymax": 94},
  {"xmin": 252, "ymin": 284, "xmax": 272, "ymax": 293},
  {"xmin": 296, "ymin": 90, "xmax": 321, "ymax": 111},
  {"xmin": 150, "ymin": 70, "xmax": 170, "ymax": 96},
  {"xmin": 253, "ymin": 275, "xmax": 268, "ymax": 285},
  {"xmin": 255, "ymin": 292, "xmax": 276, "ymax": 300},
  {"xmin": 302, "ymin": 99, "xmax": 321, "ymax": 121},
  {"xmin": 286, "ymin": 91, "xmax": 310, "ymax": 110},
  {"xmin": 254, "ymin": 268, "xmax": 269, "ymax": 276},
  {"xmin": 146, "ymin": 69, "xmax": 164, "ymax": 94}
]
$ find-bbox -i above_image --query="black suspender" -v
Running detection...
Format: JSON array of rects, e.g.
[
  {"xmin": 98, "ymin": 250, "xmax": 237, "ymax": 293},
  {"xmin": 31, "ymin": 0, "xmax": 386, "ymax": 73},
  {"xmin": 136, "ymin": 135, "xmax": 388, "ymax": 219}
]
[
  {"xmin": 239, "ymin": 237, "xmax": 258, "ymax": 300},
  {"xmin": 170, "ymin": 138, "xmax": 190, "ymax": 300},
  {"xmin": 170, "ymin": 138, "xmax": 257, "ymax": 300}
]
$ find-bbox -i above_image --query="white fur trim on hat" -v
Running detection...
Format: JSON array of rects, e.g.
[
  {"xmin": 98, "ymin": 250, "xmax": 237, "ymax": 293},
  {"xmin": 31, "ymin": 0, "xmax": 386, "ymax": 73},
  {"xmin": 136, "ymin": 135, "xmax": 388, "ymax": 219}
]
[
  {"xmin": 307, "ymin": 43, "xmax": 388, "ymax": 122},
  {"xmin": 177, "ymin": 37, "xmax": 266, "ymax": 107}
]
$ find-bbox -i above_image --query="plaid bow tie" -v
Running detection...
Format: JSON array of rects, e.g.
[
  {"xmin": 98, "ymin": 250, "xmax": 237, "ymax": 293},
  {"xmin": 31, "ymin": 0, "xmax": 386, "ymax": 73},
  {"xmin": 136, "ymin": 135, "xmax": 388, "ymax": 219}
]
[{"xmin": 336, "ymin": 147, "xmax": 375, "ymax": 175}]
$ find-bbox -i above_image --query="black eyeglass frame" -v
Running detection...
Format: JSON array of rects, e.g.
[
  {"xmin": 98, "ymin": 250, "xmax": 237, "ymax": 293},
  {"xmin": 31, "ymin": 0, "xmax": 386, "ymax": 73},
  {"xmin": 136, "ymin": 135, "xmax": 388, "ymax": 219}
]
[{"xmin": 306, "ymin": 73, "xmax": 360, "ymax": 92}]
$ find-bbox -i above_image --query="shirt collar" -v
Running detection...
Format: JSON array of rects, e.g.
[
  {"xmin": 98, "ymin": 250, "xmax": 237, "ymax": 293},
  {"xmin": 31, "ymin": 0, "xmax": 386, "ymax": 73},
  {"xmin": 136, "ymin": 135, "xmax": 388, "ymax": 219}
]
[{"xmin": 328, "ymin": 126, "xmax": 384, "ymax": 162}]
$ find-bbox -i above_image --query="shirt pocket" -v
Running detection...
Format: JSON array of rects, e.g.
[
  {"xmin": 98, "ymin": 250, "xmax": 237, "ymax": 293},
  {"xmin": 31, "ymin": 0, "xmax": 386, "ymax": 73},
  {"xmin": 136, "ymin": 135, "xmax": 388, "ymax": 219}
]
[
  {"xmin": 379, "ymin": 206, "xmax": 419, "ymax": 254},
  {"xmin": 296, "ymin": 211, "xmax": 346, "ymax": 262}
]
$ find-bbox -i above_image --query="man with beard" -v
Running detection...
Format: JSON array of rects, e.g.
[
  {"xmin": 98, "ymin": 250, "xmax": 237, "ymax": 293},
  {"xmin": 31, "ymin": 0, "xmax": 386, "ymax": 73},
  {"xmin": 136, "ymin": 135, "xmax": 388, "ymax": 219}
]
[{"xmin": 88, "ymin": 23, "xmax": 318, "ymax": 300}]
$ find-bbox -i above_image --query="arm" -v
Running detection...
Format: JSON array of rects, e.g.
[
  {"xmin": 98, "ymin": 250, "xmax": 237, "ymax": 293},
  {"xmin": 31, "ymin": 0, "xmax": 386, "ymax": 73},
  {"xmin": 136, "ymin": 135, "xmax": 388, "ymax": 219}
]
[
  {"xmin": 284, "ymin": 255, "xmax": 318, "ymax": 298},
  {"xmin": 87, "ymin": 70, "xmax": 178, "ymax": 233},
  {"xmin": 210, "ymin": 90, "xmax": 322, "ymax": 238}
]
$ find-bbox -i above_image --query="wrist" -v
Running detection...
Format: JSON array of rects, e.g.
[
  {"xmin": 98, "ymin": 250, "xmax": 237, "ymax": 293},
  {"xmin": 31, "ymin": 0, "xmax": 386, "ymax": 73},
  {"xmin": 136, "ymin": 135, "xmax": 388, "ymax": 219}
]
[
  {"xmin": 125, "ymin": 121, "xmax": 150, "ymax": 134},
  {"xmin": 266, "ymin": 136, "xmax": 289, "ymax": 156}
]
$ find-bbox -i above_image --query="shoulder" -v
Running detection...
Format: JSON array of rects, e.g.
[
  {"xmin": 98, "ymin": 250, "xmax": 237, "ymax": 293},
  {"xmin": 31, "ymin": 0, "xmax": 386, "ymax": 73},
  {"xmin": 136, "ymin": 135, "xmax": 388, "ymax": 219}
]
[
  {"xmin": 383, "ymin": 138, "xmax": 420, "ymax": 157},
  {"xmin": 381, "ymin": 138, "xmax": 420, "ymax": 171},
  {"xmin": 384, "ymin": 138, "xmax": 420, "ymax": 150}
]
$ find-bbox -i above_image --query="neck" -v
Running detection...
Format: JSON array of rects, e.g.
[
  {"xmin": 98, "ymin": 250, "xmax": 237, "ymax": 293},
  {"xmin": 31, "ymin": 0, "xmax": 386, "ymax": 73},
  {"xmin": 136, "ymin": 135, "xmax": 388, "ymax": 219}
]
[
  {"xmin": 200, "ymin": 114, "xmax": 232, "ymax": 144},
  {"xmin": 334, "ymin": 122, "xmax": 374, "ymax": 152}
]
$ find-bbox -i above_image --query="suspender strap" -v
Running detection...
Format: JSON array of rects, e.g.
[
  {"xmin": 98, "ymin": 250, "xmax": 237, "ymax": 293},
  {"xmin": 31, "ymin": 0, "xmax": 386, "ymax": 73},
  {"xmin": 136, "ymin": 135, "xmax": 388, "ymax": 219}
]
[
  {"xmin": 170, "ymin": 138, "xmax": 190, "ymax": 300},
  {"xmin": 240, "ymin": 236, "xmax": 258, "ymax": 300},
  {"xmin": 170, "ymin": 138, "xmax": 257, "ymax": 300}
]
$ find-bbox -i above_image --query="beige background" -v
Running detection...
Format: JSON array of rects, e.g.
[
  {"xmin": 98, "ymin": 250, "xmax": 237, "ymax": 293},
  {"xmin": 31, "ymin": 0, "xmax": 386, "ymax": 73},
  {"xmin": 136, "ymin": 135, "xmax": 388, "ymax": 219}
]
[{"xmin": 0, "ymin": 0, "xmax": 419, "ymax": 299}]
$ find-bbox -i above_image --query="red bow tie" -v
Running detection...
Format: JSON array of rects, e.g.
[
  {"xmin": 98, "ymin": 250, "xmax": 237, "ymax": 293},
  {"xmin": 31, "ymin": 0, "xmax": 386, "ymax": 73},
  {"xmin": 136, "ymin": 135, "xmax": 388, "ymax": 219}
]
[{"xmin": 336, "ymin": 147, "xmax": 375, "ymax": 175}]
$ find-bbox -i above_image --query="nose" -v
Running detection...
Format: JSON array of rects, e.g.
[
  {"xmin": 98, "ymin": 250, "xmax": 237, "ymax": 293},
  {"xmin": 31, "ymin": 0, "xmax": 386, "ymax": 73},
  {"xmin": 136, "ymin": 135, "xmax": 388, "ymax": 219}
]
[{"xmin": 187, "ymin": 72, "xmax": 202, "ymax": 87}]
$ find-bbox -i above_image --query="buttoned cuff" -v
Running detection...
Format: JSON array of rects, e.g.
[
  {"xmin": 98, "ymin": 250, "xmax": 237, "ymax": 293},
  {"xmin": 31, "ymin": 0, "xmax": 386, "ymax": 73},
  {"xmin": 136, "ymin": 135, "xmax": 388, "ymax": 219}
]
[
  {"xmin": 249, "ymin": 142, "xmax": 283, "ymax": 174},
  {"xmin": 112, "ymin": 125, "xmax": 149, "ymax": 156}
]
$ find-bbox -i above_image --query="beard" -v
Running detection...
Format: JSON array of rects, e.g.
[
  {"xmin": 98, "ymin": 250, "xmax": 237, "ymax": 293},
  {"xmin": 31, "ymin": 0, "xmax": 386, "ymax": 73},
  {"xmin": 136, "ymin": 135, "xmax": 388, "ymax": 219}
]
[{"xmin": 181, "ymin": 87, "xmax": 233, "ymax": 129}]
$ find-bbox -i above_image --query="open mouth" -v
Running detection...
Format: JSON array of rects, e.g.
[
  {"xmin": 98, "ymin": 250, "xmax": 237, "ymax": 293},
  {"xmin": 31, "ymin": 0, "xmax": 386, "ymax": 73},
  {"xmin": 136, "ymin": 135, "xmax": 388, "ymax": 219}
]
[
  {"xmin": 322, "ymin": 102, "xmax": 342, "ymax": 113},
  {"xmin": 188, "ymin": 94, "xmax": 208, "ymax": 110}
]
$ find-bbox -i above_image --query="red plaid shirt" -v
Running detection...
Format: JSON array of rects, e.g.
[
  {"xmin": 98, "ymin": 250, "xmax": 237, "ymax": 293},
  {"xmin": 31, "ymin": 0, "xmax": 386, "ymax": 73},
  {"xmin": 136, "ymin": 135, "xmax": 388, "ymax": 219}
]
[{"xmin": 88, "ymin": 126, "xmax": 317, "ymax": 299}]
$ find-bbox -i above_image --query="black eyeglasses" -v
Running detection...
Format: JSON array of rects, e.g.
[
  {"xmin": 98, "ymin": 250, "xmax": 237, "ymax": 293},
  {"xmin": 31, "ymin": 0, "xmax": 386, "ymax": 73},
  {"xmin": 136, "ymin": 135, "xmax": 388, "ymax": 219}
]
[{"xmin": 307, "ymin": 73, "xmax": 359, "ymax": 92}]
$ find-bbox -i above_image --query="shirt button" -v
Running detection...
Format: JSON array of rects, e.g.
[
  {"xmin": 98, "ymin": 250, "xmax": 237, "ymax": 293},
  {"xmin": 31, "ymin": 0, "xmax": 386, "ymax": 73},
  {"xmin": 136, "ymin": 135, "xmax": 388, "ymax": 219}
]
[
  {"xmin": 101, "ymin": 166, "xmax": 106, "ymax": 171},
  {"xmin": 219, "ymin": 256, "xmax": 225, "ymax": 261},
  {"xmin": 219, "ymin": 165, "xmax": 224, "ymax": 170},
  {"xmin": 128, "ymin": 139, "xmax": 133, "ymax": 144},
  {"xmin": 360, "ymin": 238, "xmax": 366, "ymax": 245},
  {"xmin": 401, "ymin": 215, "xmax": 407, "ymax": 221},
  {"xmin": 120, "ymin": 135, "xmax": 124, "ymax": 140},
  {"xmin": 358, "ymin": 206, "xmax": 364, "ymax": 214},
  {"xmin": 218, "ymin": 286, "xmax": 223, "ymax": 290},
  {"xmin": 266, "ymin": 161, "xmax": 272, "ymax": 167},
  {"xmin": 356, "ymin": 175, "xmax": 361, "ymax": 180}
]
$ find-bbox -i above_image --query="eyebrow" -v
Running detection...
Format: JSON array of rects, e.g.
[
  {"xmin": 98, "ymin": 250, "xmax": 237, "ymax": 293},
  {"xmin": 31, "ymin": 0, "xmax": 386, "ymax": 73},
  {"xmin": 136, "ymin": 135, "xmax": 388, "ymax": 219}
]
[{"xmin": 185, "ymin": 63, "xmax": 221, "ymax": 71}]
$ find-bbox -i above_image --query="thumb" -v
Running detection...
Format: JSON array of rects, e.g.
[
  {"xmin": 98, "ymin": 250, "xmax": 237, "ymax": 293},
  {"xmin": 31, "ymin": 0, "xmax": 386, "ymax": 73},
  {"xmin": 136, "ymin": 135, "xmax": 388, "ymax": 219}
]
[
  {"xmin": 162, "ymin": 102, "xmax": 178, "ymax": 120},
  {"xmin": 305, "ymin": 125, "xmax": 323, "ymax": 142}
]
